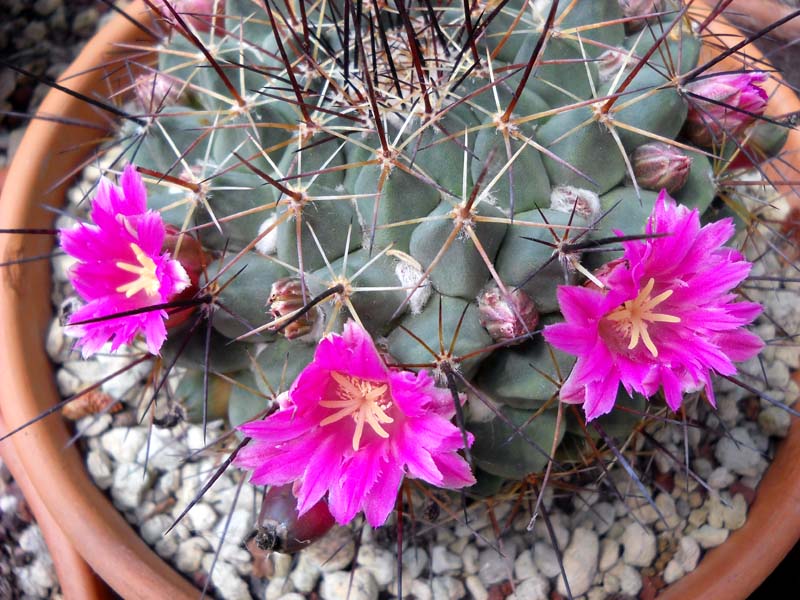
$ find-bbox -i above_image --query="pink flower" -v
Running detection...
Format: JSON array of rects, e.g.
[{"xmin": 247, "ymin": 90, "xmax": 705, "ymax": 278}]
[
  {"xmin": 60, "ymin": 165, "xmax": 190, "ymax": 357},
  {"xmin": 543, "ymin": 191, "xmax": 763, "ymax": 421},
  {"xmin": 235, "ymin": 321, "xmax": 475, "ymax": 527},
  {"xmin": 685, "ymin": 72, "xmax": 769, "ymax": 146}
]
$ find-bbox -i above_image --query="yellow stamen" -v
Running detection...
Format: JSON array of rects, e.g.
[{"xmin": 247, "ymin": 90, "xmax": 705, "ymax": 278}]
[
  {"xmin": 319, "ymin": 372, "xmax": 394, "ymax": 451},
  {"xmin": 115, "ymin": 243, "xmax": 161, "ymax": 298},
  {"xmin": 605, "ymin": 278, "xmax": 680, "ymax": 358}
]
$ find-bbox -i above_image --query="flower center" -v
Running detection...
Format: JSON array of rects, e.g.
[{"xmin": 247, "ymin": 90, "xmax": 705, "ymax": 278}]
[
  {"xmin": 605, "ymin": 278, "xmax": 680, "ymax": 358},
  {"xmin": 115, "ymin": 243, "xmax": 161, "ymax": 298},
  {"xmin": 318, "ymin": 372, "xmax": 394, "ymax": 451}
]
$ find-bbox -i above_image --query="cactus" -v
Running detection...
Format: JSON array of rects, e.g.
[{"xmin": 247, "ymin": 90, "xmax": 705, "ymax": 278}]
[{"xmin": 53, "ymin": 0, "xmax": 790, "ymax": 545}]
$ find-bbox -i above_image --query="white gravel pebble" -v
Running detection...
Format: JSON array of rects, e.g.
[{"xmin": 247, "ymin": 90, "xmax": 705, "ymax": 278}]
[
  {"xmin": 477, "ymin": 545, "xmax": 516, "ymax": 585},
  {"xmin": 663, "ymin": 559, "xmax": 685, "ymax": 584},
  {"xmin": 464, "ymin": 574, "xmax": 488, "ymax": 600},
  {"xmin": 510, "ymin": 573, "xmax": 550, "ymax": 600},
  {"xmin": 532, "ymin": 541, "xmax": 561, "ymax": 578},
  {"xmin": 691, "ymin": 524, "xmax": 730, "ymax": 548},
  {"xmin": 209, "ymin": 561, "xmax": 251, "ymax": 600},
  {"xmin": 555, "ymin": 528, "xmax": 599, "ymax": 597},
  {"xmin": 598, "ymin": 538, "xmax": 620, "ymax": 572},
  {"xmin": 758, "ymin": 406, "xmax": 791, "ymax": 438},
  {"xmin": 431, "ymin": 575, "xmax": 466, "ymax": 600},
  {"xmin": 715, "ymin": 427, "xmax": 762, "ymax": 477},
  {"xmin": 401, "ymin": 547, "xmax": 428, "ymax": 579},
  {"xmin": 320, "ymin": 569, "xmax": 379, "ymax": 600},
  {"xmin": 175, "ymin": 537, "xmax": 210, "ymax": 573},
  {"xmin": 356, "ymin": 545, "xmax": 395, "ymax": 587},
  {"xmin": 431, "ymin": 545, "xmax": 462, "ymax": 575},
  {"xmin": 622, "ymin": 522, "xmax": 657, "ymax": 567},
  {"xmin": 304, "ymin": 527, "xmax": 356, "ymax": 572},
  {"xmin": 675, "ymin": 535, "xmax": 701, "ymax": 572},
  {"xmin": 110, "ymin": 462, "xmax": 152, "ymax": 510},
  {"xmin": 707, "ymin": 466, "xmax": 735, "ymax": 489},
  {"xmin": 514, "ymin": 549, "xmax": 538, "ymax": 580},
  {"xmin": 100, "ymin": 427, "xmax": 148, "ymax": 464}
]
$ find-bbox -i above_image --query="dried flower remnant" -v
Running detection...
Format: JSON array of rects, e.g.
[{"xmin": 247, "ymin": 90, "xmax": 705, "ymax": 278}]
[
  {"xmin": 685, "ymin": 72, "xmax": 769, "ymax": 147},
  {"xmin": 543, "ymin": 191, "xmax": 763, "ymax": 421},
  {"xmin": 59, "ymin": 165, "xmax": 190, "ymax": 357},
  {"xmin": 478, "ymin": 283, "xmax": 539, "ymax": 343},
  {"xmin": 235, "ymin": 321, "xmax": 475, "ymax": 527}
]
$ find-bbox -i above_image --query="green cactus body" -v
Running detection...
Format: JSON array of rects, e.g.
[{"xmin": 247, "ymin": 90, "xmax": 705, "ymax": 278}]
[{"xmin": 125, "ymin": 0, "xmax": 758, "ymax": 490}]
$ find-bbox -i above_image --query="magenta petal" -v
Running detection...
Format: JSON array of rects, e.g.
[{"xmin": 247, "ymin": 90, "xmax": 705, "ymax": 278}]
[
  {"xmin": 431, "ymin": 451, "xmax": 476, "ymax": 488},
  {"xmin": 362, "ymin": 461, "xmax": 404, "ymax": 528},
  {"xmin": 328, "ymin": 448, "xmax": 384, "ymax": 525},
  {"xmin": 550, "ymin": 189, "xmax": 763, "ymax": 420}
]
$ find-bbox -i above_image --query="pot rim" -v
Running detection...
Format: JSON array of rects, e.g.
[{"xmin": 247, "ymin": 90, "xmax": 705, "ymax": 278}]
[{"xmin": 0, "ymin": 3, "xmax": 796, "ymax": 599}]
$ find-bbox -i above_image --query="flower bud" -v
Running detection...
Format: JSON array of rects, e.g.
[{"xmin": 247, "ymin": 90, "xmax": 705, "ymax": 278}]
[
  {"xmin": 133, "ymin": 73, "xmax": 183, "ymax": 112},
  {"xmin": 268, "ymin": 277, "xmax": 319, "ymax": 340},
  {"xmin": 162, "ymin": 226, "xmax": 210, "ymax": 329},
  {"xmin": 619, "ymin": 0, "xmax": 664, "ymax": 32},
  {"xmin": 155, "ymin": 0, "xmax": 226, "ymax": 34},
  {"xmin": 631, "ymin": 142, "xmax": 692, "ymax": 194},
  {"xmin": 478, "ymin": 284, "xmax": 539, "ymax": 343},
  {"xmin": 250, "ymin": 484, "xmax": 335, "ymax": 554},
  {"xmin": 685, "ymin": 72, "xmax": 769, "ymax": 147}
]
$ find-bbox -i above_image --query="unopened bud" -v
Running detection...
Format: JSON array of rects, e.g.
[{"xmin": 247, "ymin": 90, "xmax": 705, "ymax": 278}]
[
  {"xmin": 631, "ymin": 142, "xmax": 692, "ymax": 194},
  {"xmin": 163, "ymin": 226, "xmax": 210, "ymax": 329},
  {"xmin": 478, "ymin": 284, "xmax": 539, "ymax": 343},
  {"xmin": 133, "ymin": 73, "xmax": 183, "ymax": 112},
  {"xmin": 619, "ymin": 0, "xmax": 664, "ymax": 32},
  {"xmin": 155, "ymin": 0, "xmax": 226, "ymax": 34},
  {"xmin": 685, "ymin": 72, "xmax": 769, "ymax": 147},
  {"xmin": 268, "ymin": 278, "xmax": 319, "ymax": 340},
  {"xmin": 251, "ymin": 484, "xmax": 335, "ymax": 554}
]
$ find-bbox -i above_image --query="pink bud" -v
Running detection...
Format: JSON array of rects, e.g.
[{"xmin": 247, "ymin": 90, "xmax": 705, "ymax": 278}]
[
  {"xmin": 619, "ymin": 0, "xmax": 665, "ymax": 32},
  {"xmin": 155, "ymin": 0, "xmax": 226, "ymax": 34},
  {"xmin": 685, "ymin": 72, "xmax": 769, "ymax": 147},
  {"xmin": 631, "ymin": 142, "xmax": 692, "ymax": 194},
  {"xmin": 250, "ymin": 484, "xmax": 335, "ymax": 554},
  {"xmin": 268, "ymin": 277, "xmax": 318, "ymax": 340},
  {"xmin": 133, "ymin": 73, "xmax": 184, "ymax": 112},
  {"xmin": 478, "ymin": 284, "xmax": 539, "ymax": 343}
]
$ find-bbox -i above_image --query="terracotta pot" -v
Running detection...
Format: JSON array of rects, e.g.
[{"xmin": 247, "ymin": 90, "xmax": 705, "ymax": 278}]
[{"xmin": 0, "ymin": 2, "xmax": 796, "ymax": 598}]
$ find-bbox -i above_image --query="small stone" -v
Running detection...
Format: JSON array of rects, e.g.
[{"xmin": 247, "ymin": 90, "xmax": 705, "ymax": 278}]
[
  {"xmin": 72, "ymin": 7, "xmax": 100, "ymax": 37},
  {"xmin": 356, "ymin": 545, "xmax": 395, "ymax": 587},
  {"xmin": 478, "ymin": 546, "xmax": 516, "ymax": 586},
  {"xmin": 654, "ymin": 493, "xmax": 682, "ymax": 530},
  {"xmin": 465, "ymin": 575, "xmax": 488, "ymax": 600},
  {"xmin": 533, "ymin": 513, "xmax": 569, "ymax": 548},
  {"xmin": 209, "ymin": 561, "xmax": 251, "ymax": 600},
  {"xmin": 401, "ymin": 547, "xmax": 428, "ymax": 579},
  {"xmin": 690, "ymin": 524, "xmax": 729, "ymax": 548},
  {"xmin": 320, "ymin": 569, "xmax": 379, "ymax": 600},
  {"xmin": 410, "ymin": 580, "xmax": 433, "ymax": 600},
  {"xmin": 462, "ymin": 544, "xmax": 479, "ymax": 574},
  {"xmin": 34, "ymin": 0, "xmax": 61, "ymax": 16},
  {"xmin": 213, "ymin": 509, "xmax": 253, "ymax": 547},
  {"xmin": 305, "ymin": 527, "xmax": 356, "ymax": 572},
  {"xmin": 589, "ymin": 502, "xmax": 616, "ymax": 535},
  {"xmin": 186, "ymin": 502, "xmax": 217, "ymax": 533},
  {"xmin": 290, "ymin": 554, "xmax": 321, "ymax": 593},
  {"xmin": 663, "ymin": 559, "xmax": 685, "ymax": 584},
  {"xmin": 264, "ymin": 576, "xmax": 294, "ymax": 600},
  {"xmin": 758, "ymin": 406, "xmax": 791, "ymax": 438},
  {"xmin": 155, "ymin": 535, "xmax": 178, "ymax": 559},
  {"xmin": 612, "ymin": 565, "xmax": 642, "ymax": 597},
  {"xmin": 175, "ymin": 537, "xmax": 209, "ymax": 573},
  {"xmin": 532, "ymin": 541, "xmax": 561, "ymax": 578},
  {"xmin": 707, "ymin": 467, "xmax": 735, "ymax": 490},
  {"xmin": 555, "ymin": 528, "xmax": 599, "ymax": 597},
  {"xmin": 136, "ymin": 427, "xmax": 187, "ymax": 471},
  {"xmin": 603, "ymin": 572, "xmax": 620, "ymax": 594},
  {"xmin": 431, "ymin": 545, "xmax": 462, "ymax": 575},
  {"xmin": 512, "ymin": 573, "xmax": 550, "ymax": 600},
  {"xmin": 674, "ymin": 536, "xmax": 701, "ymax": 572},
  {"xmin": 140, "ymin": 514, "xmax": 172, "ymax": 545},
  {"xmin": 111, "ymin": 463, "xmax": 152, "ymax": 510},
  {"xmin": 715, "ymin": 427, "xmax": 762, "ymax": 477},
  {"xmin": 86, "ymin": 449, "xmax": 113, "ymax": 489},
  {"xmin": 692, "ymin": 458, "xmax": 713, "ymax": 479},
  {"xmin": 100, "ymin": 427, "xmax": 148, "ymax": 464},
  {"xmin": 599, "ymin": 539, "xmax": 619, "ymax": 572},
  {"xmin": 514, "ymin": 550, "xmax": 538, "ymax": 580},
  {"xmin": 431, "ymin": 575, "xmax": 465, "ymax": 600},
  {"xmin": 622, "ymin": 522, "xmax": 657, "ymax": 567},
  {"xmin": 707, "ymin": 493, "xmax": 748, "ymax": 530}
]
